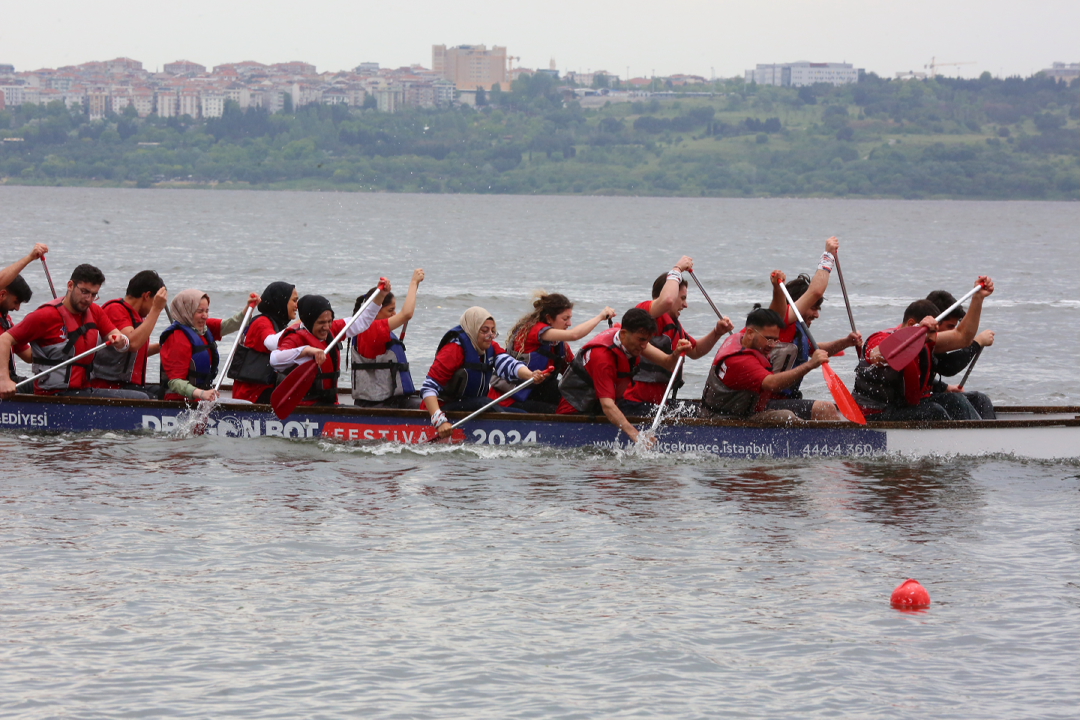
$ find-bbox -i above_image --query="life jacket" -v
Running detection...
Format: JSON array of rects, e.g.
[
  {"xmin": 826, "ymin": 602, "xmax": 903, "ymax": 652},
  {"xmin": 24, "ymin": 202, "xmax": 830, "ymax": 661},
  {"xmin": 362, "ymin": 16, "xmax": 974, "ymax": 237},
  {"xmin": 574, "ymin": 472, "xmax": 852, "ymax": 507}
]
[
  {"xmin": 29, "ymin": 298, "xmax": 100, "ymax": 393},
  {"xmin": 91, "ymin": 299, "xmax": 141, "ymax": 384},
  {"xmin": 227, "ymin": 314, "xmax": 286, "ymax": 386},
  {"xmin": 350, "ymin": 330, "xmax": 414, "ymax": 402},
  {"xmin": 159, "ymin": 322, "xmax": 219, "ymax": 395},
  {"xmin": 0, "ymin": 310, "xmax": 17, "ymax": 380},
  {"xmin": 701, "ymin": 330, "xmax": 780, "ymax": 416},
  {"xmin": 495, "ymin": 322, "xmax": 569, "ymax": 401},
  {"xmin": 853, "ymin": 325, "xmax": 935, "ymax": 413},
  {"xmin": 278, "ymin": 326, "xmax": 340, "ymax": 404},
  {"xmin": 437, "ymin": 326, "xmax": 496, "ymax": 400},
  {"xmin": 557, "ymin": 327, "xmax": 637, "ymax": 414},
  {"xmin": 772, "ymin": 322, "xmax": 809, "ymax": 398},
  {"xmin": 633, "ymin": 311, "xmax": 688, "ymax": 395}
]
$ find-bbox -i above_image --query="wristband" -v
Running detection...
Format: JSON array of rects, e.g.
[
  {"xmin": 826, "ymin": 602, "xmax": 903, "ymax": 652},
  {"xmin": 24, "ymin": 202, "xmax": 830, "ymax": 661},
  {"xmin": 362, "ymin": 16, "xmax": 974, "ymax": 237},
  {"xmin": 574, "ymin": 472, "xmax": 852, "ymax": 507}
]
[
  {"xmin": 667, "ymin": 270, "xmax": 683, "ymax": 281},
  {"xmin": 818, "ymin": 252, "xmax": 835, "ymax": 273},
  {"xmin": 430, "ymin": 411, "xmax": 448, "ymax": 428}
]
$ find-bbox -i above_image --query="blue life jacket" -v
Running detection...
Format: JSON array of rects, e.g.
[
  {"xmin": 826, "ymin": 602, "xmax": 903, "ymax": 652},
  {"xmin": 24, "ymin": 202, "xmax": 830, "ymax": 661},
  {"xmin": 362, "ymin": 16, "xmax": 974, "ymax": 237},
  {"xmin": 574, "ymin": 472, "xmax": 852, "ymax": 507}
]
[
  {"xmin": 776, "ymin": 323, "xmax": 812, "ymax": 398},
  {"xmin": 159, "ymin": 321, "xmax": 219, "ymax": 393},
  {"xmin": 437, "ymin": 325, "xmax": 496, "ymax": 399}
]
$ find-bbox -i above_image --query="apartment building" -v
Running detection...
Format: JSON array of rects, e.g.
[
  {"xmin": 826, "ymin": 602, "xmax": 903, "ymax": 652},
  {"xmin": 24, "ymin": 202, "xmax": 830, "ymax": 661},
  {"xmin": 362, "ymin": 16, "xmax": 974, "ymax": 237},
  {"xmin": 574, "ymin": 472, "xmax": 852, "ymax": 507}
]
[
  {"xmin": 745, "ymin": 62, "xmax": 859, "ymax": 87},
  {"xmin": 432, "ymin": 44, "xmax": 507, "ymax": 90}
]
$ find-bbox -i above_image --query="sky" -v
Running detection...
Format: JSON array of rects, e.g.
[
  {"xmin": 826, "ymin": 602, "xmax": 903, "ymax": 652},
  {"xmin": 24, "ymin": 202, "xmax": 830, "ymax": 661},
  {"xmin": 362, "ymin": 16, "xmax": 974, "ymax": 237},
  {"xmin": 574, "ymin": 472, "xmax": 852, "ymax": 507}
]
[{"xmin": 2, "ymin": 0, "xmax": 1076, "ymax": 80}]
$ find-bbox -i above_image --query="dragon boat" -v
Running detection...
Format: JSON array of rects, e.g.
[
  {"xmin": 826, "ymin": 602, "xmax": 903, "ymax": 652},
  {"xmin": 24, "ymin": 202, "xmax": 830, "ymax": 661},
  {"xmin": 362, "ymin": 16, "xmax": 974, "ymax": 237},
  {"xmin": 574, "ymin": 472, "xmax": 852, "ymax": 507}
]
[{"xmin": 1, "ymin": 392, "xmax": 1077, "ymax": 459}]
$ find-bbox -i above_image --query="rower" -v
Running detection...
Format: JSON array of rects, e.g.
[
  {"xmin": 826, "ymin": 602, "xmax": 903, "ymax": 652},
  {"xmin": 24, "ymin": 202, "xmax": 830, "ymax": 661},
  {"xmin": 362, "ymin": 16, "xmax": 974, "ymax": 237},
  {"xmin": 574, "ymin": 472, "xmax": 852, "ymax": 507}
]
[
  {"xmin": 0, "ymin": 275, "xmax": 34, "ymax": 383},
  {"xmin": 557, "ymin": 307, "xmax": 691, "ymax": 444},
  {"xmin": 159, "ymin": 288, "xmax": 261, "ymax": 403},
  {"xmin": 700, "ymin": 307, "xmax": 842, "ymax": 421},
  {"xmin": 853, "ymin": 277, "xmax": 995, "ymax": 421},
  {"xmin": 0, "ymin": 243, "xmax": 49, "ymax": 293},
  {"xmin": 623, "ymin": 256, "xmax": 734, "ymax": 414},
  {"xmin": 230, "ymin": 281, "xmax": 298, "ymax": 404},
  {"xmin": 423, "ymin": 306, "xmax": 551, "ymax": 439},
  {"xmin": 272, "ymin": 290, "xmax": 388, "ymax": 407},
  {"xmin": 90, "ymin": 270, "xmax": 168, "ymax": 399},
  {"xmin": 351, "ymin": 269, "xmax": 424, "ymax": 409},
  {"xmin": 0, "ymin": 264, "xmax": 135, "ymax": 399},
  {"xmin": 925, "ymin": 289, "xmax": 996, "ymax": 419},
  {"xmin": 500, "ymin": 291, "xmax": 617, "ymax": 413}
]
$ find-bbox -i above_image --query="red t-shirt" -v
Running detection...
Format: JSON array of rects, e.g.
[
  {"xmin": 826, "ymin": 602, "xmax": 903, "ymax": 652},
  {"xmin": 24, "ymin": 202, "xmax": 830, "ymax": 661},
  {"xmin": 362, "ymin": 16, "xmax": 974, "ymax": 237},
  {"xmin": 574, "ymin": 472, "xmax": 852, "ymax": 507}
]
[
  {"xmin": 355, "ymin": 318, "xmax": 393, "ymax": 359},
  {"xmin": 160, "ymin": 318, "xmax": 224, "ymax": 401},
  {"xmin": 7, "ymin": 302, "xmax": 117, "ymax": 393},
  {"xmin": 715, "ymin": 349, "xmax": 773, "ymax": 412},
  {"xmin": 90, "ymin": 298, "xmax": 148, "ymax": 388},
  {"xmin": 231, "ymin": 315, "xmax": 279, "ymax": 403},
  {"xmin": 556, "ymin": 343, "xmax": 628, "ymax": 414},
  {"xmin": 623, "ymin": 300, "xmax": 697, "ymax": 404}
]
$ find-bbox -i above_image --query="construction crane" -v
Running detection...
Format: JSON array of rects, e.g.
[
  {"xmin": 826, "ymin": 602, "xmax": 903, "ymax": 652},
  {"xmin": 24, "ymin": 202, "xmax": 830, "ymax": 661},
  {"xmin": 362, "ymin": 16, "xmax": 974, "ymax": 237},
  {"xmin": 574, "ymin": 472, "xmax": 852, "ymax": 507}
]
[{"xmin": 924, "ymin": 57, "xmax": 976, "ymax": 78}]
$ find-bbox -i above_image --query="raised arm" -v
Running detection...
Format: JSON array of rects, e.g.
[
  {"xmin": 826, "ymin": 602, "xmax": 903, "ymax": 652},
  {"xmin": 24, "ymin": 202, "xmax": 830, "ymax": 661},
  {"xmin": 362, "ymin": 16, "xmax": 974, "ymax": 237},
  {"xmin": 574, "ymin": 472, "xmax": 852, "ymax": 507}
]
[
  {"xmin": 651, "ymin": 256, "xmax": 693, "ymax": 318},
  {"xmin": 769, "ymin": 270, "xmax": 787, "ymax": 315},
  {"xmin": 540, "ymin": 307, "xmax": 617, "ymax": 343},
  {"xmin": 790, "ymin": 236, "xmax": 838, "ymax": 324},
  {"xmin": 124, "ymin": 287, "xmax": 168, "ymax": 351},
  {"xmin": 936, "ymin": 276, "xmax": 994, "ymax": 353},
  {"xmin": 0, "ymin": 243, "xmax": 49, "ymax": 292},
  {"xmin": 388, "ymin": 269, "xmax": 423, "ymax": 331}
]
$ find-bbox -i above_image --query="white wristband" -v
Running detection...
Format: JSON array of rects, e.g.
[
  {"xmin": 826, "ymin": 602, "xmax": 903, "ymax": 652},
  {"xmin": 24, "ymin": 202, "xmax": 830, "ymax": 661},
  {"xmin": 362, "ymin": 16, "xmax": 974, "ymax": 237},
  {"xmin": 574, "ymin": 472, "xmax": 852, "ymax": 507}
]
[
  {"xmin": 818, "ymin": 252, "xmax": 835, "ymax": 273},
  {"xmin": 667, "ymin": 270, "xmax": 683, "ymax": 281},
  {"xmin": 430, "ymin": 411, "xmax": 448, "ymax": 427}
]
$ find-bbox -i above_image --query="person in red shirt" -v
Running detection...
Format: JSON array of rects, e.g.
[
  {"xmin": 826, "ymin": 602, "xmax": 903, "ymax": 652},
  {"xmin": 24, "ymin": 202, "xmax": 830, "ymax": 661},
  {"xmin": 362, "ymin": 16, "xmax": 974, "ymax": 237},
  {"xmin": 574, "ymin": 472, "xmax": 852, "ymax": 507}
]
[
  {"xmin": 0, "ymin": 263, "xmax": 134, "ymax": 399},
  {"xmin": 701, "ymin": 307, "xmax": 839, "ymax": 421},
  {"xmin": 624, "ymin": 256, "xmax": 734, "ymax": 413},
  {"xmin": 231, "ymin": 281, "xmax": 298, "ymax": 404},
  {"xmin": 0, "ymin": 274, "xmax": 34, "ymax": 382},
  {"xmin": 91, "ymin": 270, "xmax": 169, "ymax": 398},
  {"xmin": 159, "ymin": 288, "xmax": 260, "ymax": 403},
  {"xmin": 351, "ymin": 268, "xmax": 424, "ymax": 408},
  {"xmin": 557, "ymin": 307, "xmax": 690, "ymax": 444},
  {"xmin": 498, "ymin": 291, "xmax": 617, "ymax": 413}
]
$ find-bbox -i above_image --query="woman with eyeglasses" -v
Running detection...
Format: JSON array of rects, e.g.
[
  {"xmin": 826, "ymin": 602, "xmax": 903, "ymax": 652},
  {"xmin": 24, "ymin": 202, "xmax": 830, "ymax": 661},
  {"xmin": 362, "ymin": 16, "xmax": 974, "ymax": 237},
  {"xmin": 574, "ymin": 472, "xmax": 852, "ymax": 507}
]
[
  {"xmin": 422, "ymin": 306, "xmax": 550, "ymax": 439},
  {"xmin": 159, "ymin": 288, "xmax": 260, "ymax": 402}
]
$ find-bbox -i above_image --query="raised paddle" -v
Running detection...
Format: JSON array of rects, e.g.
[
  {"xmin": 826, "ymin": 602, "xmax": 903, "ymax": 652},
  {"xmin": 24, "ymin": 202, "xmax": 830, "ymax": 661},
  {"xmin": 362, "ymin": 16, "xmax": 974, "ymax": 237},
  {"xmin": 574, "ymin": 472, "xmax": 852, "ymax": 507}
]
[
  {"xmin": 687, "ymin": 269, "xmax": 733, "ymax": 336},
  {"xmin": 648, "ymin": 354, "xmax": 685, "ymax": 433},
  {"xmin": 424, "ymin": 378, "xmax": 537, "ymax": 444},
  {"xmin": 271, "ymin": 278, "xmax": 386, "ymax": 420},
  {"xmin": 879, "ymin": 285, "xmax": 981, "ymax": 372},
  {"xmin": 15, "ymin": 340, "xmax": 112, "ymax": 390},
  {"xmin": 40, "ymin": 256, "xmax": 58, "ymax": 299},
  {"xmin": 833, "ymin": 254, "xmax": 861, "ymax": 360},
  {"xmin": 779, "ymin": 283, "xmax": 866, "ymax": 425},
  {"xmin": 212, "ymin": 301, "xmax": 256, "ymax": 394},
  {"xmin": 957, "ymin": 344, "xmax": 984, "ymax": 391}
]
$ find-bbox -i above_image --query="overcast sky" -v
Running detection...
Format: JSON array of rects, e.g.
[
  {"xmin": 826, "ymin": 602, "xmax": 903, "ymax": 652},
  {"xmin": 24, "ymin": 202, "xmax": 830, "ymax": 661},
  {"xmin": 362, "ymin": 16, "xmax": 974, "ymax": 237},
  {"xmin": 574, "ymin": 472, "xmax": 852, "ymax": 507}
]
[{"xmin": 2, "ymin": 0, "xmax": 1076, "ymax": 80}]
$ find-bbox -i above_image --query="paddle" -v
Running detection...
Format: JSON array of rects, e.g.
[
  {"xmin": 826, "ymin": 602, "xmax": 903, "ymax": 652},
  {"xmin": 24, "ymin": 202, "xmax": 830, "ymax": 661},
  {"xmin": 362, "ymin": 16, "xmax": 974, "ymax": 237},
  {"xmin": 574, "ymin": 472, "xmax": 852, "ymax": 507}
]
[
  {"xmin": 15, "ymin": 340, "xmax": 112, "ymax": 390},
  {"xmin": 40, "ymin": 256, "xmax": 58, "ymax": 299},
  {"xmin": 424, "ymin": 378, "xmax": 537, "ymax": 444},
  {"xmin": 879, "ymin": 285, "xmax": 981, "ymax": 372},
  {"xmin": 957, "ymin": 344, "xmax": 983, "ymax": 391},
  {"xmin": 212, "ymin": 302, "xmax": 256, "ymax": 394},
  {"xmin": 271, "ymin": 278, "xmax": 386, "ymax": 420},
  {"xmin": 687, "ymin": 269, "xmax": 733, "ymax": 336},
  {"xmin": 833, "ymin": 254, "xmax": 861, "ymax": 360},
  {"xmin": 779, "ymin": 283, "xmax": 866, "ymax": 425},
  {"xmin": 648, "ymin": 355, "xmax": 685, "ymax": 433}
]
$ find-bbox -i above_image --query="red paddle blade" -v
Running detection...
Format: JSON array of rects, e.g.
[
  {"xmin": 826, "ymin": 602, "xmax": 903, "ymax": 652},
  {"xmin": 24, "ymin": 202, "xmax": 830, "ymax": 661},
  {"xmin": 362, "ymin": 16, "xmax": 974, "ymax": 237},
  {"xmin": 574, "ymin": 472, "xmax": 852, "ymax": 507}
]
[
  {"xmin": 822, "ymin": 362, "xmax": 866, "ymax": 425},
  {"xmin": 878, "ymin": 325, "xmax": 927, "ymax": 371},
  {"xmin": 270, "ymin": 362, "xmax": 317, "ymax": 420}
]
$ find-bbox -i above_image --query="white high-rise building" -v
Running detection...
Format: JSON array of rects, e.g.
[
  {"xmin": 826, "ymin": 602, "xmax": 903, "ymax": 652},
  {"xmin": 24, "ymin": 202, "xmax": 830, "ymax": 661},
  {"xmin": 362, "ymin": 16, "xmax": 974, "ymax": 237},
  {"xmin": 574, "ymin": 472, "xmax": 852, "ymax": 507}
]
[{"xmin": 745, "ymin": 62, "xmax": 859, "ymax": 87}]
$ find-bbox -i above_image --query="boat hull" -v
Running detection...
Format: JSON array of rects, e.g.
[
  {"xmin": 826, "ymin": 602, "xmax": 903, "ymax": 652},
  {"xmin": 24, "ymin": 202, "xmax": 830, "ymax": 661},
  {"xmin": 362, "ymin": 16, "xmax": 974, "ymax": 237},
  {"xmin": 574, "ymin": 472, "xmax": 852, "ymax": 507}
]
[{"xmin": 1, "ymin": 395, "xmax": 1077, "ymax": 460}]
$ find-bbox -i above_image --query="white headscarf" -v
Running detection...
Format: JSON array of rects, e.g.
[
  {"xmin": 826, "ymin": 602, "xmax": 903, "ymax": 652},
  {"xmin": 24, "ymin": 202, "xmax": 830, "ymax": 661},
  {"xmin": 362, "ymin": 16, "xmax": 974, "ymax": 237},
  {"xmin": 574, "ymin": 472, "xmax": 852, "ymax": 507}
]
[{"xmin": 459, "ymin": 306, "xmax": 494, "ymax": 349}]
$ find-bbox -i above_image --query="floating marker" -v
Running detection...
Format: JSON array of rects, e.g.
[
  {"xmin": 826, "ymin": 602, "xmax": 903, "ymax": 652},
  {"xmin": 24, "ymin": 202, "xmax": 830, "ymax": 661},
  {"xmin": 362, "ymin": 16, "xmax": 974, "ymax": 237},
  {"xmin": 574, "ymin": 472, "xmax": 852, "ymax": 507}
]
[{"xmin": 890, "ymin": 578, "xmax": 931, "ymax": 609}]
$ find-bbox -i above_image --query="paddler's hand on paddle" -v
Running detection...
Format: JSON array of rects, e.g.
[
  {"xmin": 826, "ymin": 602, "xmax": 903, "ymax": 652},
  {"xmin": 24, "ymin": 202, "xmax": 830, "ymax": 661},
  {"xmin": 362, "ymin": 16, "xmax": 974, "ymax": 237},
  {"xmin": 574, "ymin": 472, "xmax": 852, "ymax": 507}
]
[
  {"xmin": 770, "ymin": 269, "xmax": 787, "ymax": 287},
  {"xmin": 975, "ymin": 275, "xmax": 994, "ymax": 297},
  {"xmin": 194, "ymin": 388, "xmax": 219, "ymax": 403},
  {"xmin": 843, "ymin": 331, "xmax": 863, "ymax": 352},
  {"xmin": 411, "ymin": 268, "xmax": 425, "ymax": 285},
  {"xmin": 635, "ymin": 429, "xmax": 658, "ymax": 450},
  {"xmin": 714, "ymin": 316, "xmax": 734, "ymax": 335},
  {"xmin": 301, "ymin": 346, "xmax": 327, "ymax": 365},
  {"xmin": 151, "ymin": 286, "xmax": 169, "ymax": 313},
  {"xmin": 825, "ymin": 236, "xmax": 839, "ymax": 256},
  {"xmin": 29, "ymin": 243, "xmax": 49, "ymax": 260},
  {"xmin": 919, "ymin": 315, "xmax": 939, "ymax": 342},
  {"xmin": 976, "ymin": 329, "xmax": 995, "ymax": 347},
  {"xmin": 674, "ymin": 255, "xmax": 693, "ymax": 273},
  {"xmin": 107, "ymin": 329, "xmax": 129, "ymax": 352},
  {"xmin": 247, "ymin": 292, "xmax": 261, "ymax": 308},
  {"xmin": 807, "ymin": 348, "xmax": 830, "ymax": 370},
  {"xmin": 518, "ymin": 366, "xmax": 551, "ymax": 384},
  {"xmin": 374, "ymin": 278, "xmax": 391, "ymax": 305},
  {"xmin": 0, "ymin": 377, "xmax": 17, "ymax": 399}
]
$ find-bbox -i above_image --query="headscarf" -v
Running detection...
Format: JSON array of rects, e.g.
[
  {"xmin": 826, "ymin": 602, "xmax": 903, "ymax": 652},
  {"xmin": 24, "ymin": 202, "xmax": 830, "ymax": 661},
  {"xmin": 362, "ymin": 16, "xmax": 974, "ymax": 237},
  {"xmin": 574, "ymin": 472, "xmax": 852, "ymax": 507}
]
[
  {"xmin": 257, "ymin": 281, "xmax": 295, "ymax": 329},
  {"xmin": 297, "ymin": 295, "xmax": 333, "ymax": 334},
  {"xmin": 459, "ymin": 306, "xmax": 495, "ymax": 350},
  {"xmin": 169, "ymin": 289, "xmax": 209, "ymax": 328}
]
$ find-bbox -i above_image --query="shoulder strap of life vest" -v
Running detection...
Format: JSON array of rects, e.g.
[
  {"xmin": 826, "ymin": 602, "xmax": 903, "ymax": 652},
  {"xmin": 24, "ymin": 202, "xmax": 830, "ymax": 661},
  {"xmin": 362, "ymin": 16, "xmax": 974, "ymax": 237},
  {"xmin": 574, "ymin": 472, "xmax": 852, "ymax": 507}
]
[{"xmin": 102, "ymin": 298, "xmax": 141, "ymax": 329}]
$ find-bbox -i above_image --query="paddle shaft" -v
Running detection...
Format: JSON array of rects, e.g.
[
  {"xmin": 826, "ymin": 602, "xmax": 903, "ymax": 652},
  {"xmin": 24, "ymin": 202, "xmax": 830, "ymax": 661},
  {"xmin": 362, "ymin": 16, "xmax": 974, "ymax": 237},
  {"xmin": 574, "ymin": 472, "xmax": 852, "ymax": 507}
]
[
  {"xmin": 649, "ymin": 355, "xmax": 685, "ymax": 433},
  {"xmin": 880, "ymin": 284, "xmax": 984, "ymax": 370},
  {"xmin": 779, "ymin": 283, "xmax": 821, "ymax": 351},
  {"xmin": 16, "ymin": 341, "xmax": 110, "ymax": 389},
  {"xmin": 40, "ymin": 257, "xmax": 58, "ymax": 299},
  {"xmin": 688, "ymin": 269, "xmax": 733, "ymax": 336},
  {"xmin": 428, "ymin": 378, "xmax": 536, "ymax": 442},
  {"xmin": 832, "ymin": 255, "xmax": 861, "ymax": 360},
  {"xmin": 212, "ymin": 304, "xmax": 255, "ymax": 393},
  {"xmin": 957, "ymin": 344, "xmax": 984, "ymax": 390}
]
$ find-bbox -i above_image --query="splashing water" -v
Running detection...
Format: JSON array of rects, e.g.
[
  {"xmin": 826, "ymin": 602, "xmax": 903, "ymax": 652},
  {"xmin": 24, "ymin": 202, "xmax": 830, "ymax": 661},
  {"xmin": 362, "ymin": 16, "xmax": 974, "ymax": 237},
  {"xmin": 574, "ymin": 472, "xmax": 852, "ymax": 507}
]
[{"xmin": 170, "ymin": 398, "xmax": 220, "ymax": 437}]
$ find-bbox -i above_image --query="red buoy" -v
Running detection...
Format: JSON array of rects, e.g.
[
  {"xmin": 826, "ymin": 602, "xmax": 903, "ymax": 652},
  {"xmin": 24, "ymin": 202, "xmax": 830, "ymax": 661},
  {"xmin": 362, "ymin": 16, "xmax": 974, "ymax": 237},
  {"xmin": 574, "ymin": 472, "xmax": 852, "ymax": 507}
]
[{"xmin": 891, "ymin": 578, "xmax": 931, "ymax": 609}]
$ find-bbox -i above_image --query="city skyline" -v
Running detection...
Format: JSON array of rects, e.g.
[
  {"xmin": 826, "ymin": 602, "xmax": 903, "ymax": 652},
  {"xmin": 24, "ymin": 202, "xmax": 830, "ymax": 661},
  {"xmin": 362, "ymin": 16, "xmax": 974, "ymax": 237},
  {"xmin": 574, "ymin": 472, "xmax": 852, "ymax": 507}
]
[{"xmin": 2, "ymin": 0, "xmax": 1077, "ymax": 82}]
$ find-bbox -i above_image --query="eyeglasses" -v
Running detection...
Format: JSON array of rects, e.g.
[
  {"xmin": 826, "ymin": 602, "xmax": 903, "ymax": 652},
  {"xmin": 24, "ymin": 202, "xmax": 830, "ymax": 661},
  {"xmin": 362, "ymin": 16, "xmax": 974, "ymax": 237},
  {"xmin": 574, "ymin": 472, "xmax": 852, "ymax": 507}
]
[
  {"xmin": 753, "ymin": 329, "xmax": 780, "ymax": 345},
  {"xmin": 479, "ymin": 328, "xmax": 499, "ymax": 339},
  {"xmin": 73, "ymin": 286, "xmax": 99, "ymax": 300}
]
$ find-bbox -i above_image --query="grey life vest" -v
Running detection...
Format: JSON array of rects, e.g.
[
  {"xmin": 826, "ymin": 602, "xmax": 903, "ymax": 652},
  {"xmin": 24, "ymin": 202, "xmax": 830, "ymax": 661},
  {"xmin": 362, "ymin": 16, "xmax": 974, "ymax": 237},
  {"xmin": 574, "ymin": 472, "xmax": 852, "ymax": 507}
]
[
  {"xmin": 29, "ymin": 299, "xmax": 100, "ymax": 392},
  {"xmin": 350, "ymin": 333, "xmax": 411, "ymax": 402},
  {"xmin": 701, "ymin": 331, "xmax": 789, "ymax": 417},
  {"xmin": 91, "ymin": 299, "xmax": 140, "ymax": 383}
]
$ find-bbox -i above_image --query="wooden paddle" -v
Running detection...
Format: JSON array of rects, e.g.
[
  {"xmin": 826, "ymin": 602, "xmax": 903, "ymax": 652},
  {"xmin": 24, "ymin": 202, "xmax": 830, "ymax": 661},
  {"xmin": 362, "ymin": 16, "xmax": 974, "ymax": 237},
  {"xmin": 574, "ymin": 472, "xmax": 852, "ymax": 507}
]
[
  {"xmin": 271, "ymin": 278, "xmax": 386, "ymax": 420},
  {"xmin": 687, "ymin": 269, "xmax": 733, "ymax": 335},
  {"xmin": 779, "ymin": 283, "xmax": 866, "ymax": 425},
  {"xmin": 833, "ymin": 254, "xmax": 861, "ymax": 360},
  {"xmin": 879, "ymin": 285, "xmax": 981, "ymax": 372},
  {"xmin": 957, "ymin": 344, "xmax": 983, "ymax": 391},
  {"xmin": 424, "ymin": 378, "xmax": 537, "ymax": 444},
  {"xmin": 40, "ymin": 256, "xmax": 58, "ymax": 299}
]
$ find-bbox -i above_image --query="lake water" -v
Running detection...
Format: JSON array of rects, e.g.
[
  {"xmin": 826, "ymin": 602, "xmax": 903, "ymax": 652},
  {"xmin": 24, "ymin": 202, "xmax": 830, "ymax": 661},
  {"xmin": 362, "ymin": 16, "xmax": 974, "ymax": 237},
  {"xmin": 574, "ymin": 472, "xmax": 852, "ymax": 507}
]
[{"xmin": 1, "ymin": 187, "xmax": 1077, "ymax": 718}]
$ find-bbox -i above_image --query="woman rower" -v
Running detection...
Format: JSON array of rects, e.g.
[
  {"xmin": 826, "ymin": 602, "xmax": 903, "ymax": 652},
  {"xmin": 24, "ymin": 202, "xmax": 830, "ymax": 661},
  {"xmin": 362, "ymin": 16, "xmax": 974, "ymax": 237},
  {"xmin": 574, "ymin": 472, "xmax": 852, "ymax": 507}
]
[
  {"xmin": 230, "ymin": 281, "xmax": 298, "ymax": 403},
  {"xmin": 270, "ymin": 288, "xmax": 388, "ymax": 407},
  {"xmin": 159, "ymin": 288, "xmax": 261, "ymax": 403},
  {"xmin": 500, "ymin": 292, "xmax": 616, "ymax": 413},
  {"xmin": 350, "ymin": 268, "xmax": 424, "ymax": 409},
  {"xmin": 423, "ymin": 306, "xmax": 551, "ymax": 439}
]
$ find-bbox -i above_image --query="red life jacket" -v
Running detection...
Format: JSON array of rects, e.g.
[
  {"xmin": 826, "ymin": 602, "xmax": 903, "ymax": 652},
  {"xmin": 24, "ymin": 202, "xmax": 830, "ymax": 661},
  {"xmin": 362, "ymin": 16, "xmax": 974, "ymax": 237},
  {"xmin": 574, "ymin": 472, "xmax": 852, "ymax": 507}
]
[
  {"xmin": 857, "ymin": 324, "xmax": 936, "ymax": 410},
  {"xmin": 29, "ymin": 298, "xmax": 99, "ymax": 393},
  {"xmin": 701, "ymin": 329, "xmax": 774, "ymax": 415},
  {"xmin": 631, "ymin": 300, "xmax": 690, "ymax": 390},
  {"xmin": 557, "ymin": 326, "xmax": 636, "ymax": 413},
  {"xmin": 279, "ymin": 326, "xmax": 340, "ymax": 404}
]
